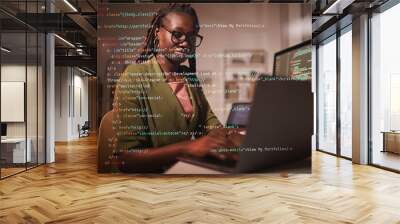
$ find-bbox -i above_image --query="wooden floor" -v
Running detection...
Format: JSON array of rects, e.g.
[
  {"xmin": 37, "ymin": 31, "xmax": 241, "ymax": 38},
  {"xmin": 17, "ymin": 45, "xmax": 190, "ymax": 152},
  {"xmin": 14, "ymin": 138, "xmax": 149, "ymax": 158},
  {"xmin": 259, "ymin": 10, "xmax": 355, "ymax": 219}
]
[
  {"xmin": 1, "ymin": 136, "xmax": 400, "ymax": 223},
  {"xmin": 1, "ymin": 163, "xmax": 45, "ymax": 178},
  {"xmin": 1, "ymin": 167, "xmax": 26, "ymax": 178},
  {"xmin": 372, "ymin": 151, "xmax": 400, "ymax": 171}
]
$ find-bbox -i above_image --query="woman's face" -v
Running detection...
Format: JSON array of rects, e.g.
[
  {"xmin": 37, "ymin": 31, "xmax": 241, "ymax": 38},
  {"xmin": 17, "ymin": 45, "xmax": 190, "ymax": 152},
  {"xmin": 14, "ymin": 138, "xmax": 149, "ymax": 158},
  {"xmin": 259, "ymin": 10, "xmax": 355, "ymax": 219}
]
[{"xmin": 155, "ymin": 12, "xmax": 197, "ymax": 64}]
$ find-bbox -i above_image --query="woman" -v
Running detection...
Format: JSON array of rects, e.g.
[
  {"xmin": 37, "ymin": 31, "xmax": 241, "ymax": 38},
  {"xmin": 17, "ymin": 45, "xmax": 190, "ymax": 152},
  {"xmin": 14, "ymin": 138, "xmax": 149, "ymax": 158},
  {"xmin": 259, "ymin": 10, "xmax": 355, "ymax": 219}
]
[{"xmin": 113, "ymin": 4, "xmax": 240, "ymax": 173}]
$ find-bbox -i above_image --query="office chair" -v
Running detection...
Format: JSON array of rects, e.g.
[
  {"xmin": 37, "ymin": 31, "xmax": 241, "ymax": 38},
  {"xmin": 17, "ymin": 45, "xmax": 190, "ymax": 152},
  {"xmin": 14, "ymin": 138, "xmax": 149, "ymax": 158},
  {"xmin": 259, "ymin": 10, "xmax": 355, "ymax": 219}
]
[{"xmin": 79, "ymin": 121, "xmax": 90, "ymax": 138}]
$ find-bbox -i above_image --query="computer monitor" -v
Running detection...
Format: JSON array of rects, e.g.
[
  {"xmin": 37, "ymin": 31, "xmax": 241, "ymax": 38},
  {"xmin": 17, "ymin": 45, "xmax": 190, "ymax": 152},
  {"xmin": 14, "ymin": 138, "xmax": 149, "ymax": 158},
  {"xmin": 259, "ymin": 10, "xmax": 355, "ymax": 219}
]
[
  {"xmin": 226, "ymin": 103, "xmax": 251, "ymax": 128},
  {"xmin": 1, "ymin": 123, "xmax": 7, "ymax": 137},
  {"xmin": 273, "ymin": 40, "xmax": 312, "ymax": 80}
]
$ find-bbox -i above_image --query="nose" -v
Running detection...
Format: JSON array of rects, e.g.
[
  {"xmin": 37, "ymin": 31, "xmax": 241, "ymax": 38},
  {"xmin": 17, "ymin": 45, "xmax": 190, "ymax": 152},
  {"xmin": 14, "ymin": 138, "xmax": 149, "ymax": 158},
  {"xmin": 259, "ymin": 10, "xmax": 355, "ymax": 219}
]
[{"xmin": 177, "ymin": 38, "xmax": 190, "ymax": 48}]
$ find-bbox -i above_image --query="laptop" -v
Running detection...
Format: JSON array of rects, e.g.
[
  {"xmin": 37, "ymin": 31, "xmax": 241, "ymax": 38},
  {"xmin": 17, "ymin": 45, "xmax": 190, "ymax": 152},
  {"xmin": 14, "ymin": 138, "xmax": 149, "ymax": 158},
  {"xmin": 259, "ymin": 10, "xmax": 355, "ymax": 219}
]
[
  {"xmin": 178, "ymin": 78, "xmax": 313, "ymax": 173},
  {"xmin": 178, "ymin": 103, "xmax": 251, "ymax": 173},
  {"xmin": 226, "ymin": 103, "xmax": 251, "ymax": 128}
]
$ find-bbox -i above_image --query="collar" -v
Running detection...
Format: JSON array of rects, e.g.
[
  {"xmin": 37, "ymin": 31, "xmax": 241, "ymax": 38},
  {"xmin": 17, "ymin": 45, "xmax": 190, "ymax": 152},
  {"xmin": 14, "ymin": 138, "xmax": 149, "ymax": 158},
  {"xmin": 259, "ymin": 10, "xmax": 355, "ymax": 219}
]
[{"xmin": 147, "ymin": 55, "xmax": 192, "ymax": 83}]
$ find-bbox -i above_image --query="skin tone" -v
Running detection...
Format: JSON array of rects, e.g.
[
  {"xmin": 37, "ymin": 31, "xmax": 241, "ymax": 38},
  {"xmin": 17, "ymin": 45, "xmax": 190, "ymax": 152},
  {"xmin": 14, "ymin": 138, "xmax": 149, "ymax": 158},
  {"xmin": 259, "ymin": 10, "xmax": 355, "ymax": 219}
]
[
  {"xmin": 119, "ymin": 12, "xmax": 242, "ymax": 173},
  {"xmin": 155, "ymin": 12, "xmax": 195, "ymax": 81}
]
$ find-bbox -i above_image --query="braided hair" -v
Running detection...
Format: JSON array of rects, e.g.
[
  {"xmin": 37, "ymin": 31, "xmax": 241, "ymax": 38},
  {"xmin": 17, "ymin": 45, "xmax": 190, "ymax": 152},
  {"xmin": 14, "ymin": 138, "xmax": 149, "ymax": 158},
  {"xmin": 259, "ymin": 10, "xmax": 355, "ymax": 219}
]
[{"xmin": 136, "ymin": 3, "xmax": 200, "ymax": 73}]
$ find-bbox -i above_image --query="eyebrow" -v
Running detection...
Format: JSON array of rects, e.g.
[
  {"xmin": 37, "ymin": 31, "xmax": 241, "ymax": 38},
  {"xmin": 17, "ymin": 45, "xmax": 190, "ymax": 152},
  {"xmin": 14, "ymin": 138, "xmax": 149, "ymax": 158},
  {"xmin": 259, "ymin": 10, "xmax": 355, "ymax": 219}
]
[{"xmin": 173, "ymin": 27, "xmax": 196, "ymax": 34}]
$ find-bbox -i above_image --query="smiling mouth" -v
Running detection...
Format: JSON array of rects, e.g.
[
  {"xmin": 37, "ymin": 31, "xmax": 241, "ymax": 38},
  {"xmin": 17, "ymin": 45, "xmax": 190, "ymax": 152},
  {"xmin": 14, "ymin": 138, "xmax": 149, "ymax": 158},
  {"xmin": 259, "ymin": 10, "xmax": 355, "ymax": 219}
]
[{"xmin": 174, "ymin": 48, "xmax": 190, "ymax": 54}]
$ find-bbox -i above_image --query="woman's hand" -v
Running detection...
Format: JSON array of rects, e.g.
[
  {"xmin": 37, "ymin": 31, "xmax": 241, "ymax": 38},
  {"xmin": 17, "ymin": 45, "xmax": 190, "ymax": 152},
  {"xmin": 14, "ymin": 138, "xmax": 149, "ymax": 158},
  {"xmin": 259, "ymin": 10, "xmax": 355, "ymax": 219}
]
[
  {"xmin": 226, "ymin": 128, "xmax": 245, "ymax": 148},
  {"xmin": 183, "ymin": 128, "xmax": 229, "ymax": 157}
]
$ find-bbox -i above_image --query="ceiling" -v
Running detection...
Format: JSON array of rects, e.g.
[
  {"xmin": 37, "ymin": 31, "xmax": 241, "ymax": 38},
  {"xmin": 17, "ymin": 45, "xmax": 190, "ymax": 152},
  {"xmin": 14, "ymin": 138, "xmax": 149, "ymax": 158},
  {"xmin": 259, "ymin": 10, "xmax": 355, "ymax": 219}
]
[{"xmin": 1, "ymin": 0, "xmax": 391, "ymax": 74}]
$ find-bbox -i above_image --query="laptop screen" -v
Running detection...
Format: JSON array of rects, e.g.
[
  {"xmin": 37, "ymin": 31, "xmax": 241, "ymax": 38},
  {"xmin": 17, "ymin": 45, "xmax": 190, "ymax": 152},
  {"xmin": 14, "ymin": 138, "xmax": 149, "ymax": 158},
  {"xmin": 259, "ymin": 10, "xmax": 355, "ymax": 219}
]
[{"xmin": 226, "ymin": 103, "xmax": 251, "ymax": 128}]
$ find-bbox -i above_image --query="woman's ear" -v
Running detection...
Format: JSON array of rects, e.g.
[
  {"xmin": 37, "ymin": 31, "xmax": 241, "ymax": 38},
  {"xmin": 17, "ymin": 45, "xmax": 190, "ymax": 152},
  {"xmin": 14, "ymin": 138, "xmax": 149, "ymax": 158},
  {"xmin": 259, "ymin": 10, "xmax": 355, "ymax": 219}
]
[{"xmin": 154, "ymin": 27, "xmax": 159, "ymax": 39}]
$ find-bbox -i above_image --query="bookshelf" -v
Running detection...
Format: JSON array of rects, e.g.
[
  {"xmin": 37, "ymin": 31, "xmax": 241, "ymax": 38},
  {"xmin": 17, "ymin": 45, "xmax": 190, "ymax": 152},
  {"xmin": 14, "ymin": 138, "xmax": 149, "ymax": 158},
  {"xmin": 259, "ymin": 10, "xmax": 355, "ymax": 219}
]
[{"xmin": 223, "ymin": 49, "xmax": 267, "ymax": 121}]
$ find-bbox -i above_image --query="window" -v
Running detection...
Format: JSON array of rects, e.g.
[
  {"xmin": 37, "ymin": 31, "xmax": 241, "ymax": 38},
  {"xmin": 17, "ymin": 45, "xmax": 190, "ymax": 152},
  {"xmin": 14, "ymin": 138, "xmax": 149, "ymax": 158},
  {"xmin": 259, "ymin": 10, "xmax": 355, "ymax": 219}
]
[
  {"xmin": 317, "ymin": 35, "xmax": 337, "ymax": 154},
  {"xmin": 370, "ymin": 2, "xmax": 400, "ymax": 171},
  {"xmin": 0, "ymin": 1, "xmax": 47, "ymax": 179},
  {"xmin": 339, "ymin": 27, "xmax": 352, "ymax": 158}
]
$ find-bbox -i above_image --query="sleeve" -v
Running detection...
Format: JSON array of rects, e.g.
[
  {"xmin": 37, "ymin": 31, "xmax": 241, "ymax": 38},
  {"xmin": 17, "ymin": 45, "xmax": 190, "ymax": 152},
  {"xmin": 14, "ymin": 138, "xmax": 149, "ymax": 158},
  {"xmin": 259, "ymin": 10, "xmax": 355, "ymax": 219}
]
[{"xmin": 113, "ymin": 69, "xmax": 151, "ymax": 152}]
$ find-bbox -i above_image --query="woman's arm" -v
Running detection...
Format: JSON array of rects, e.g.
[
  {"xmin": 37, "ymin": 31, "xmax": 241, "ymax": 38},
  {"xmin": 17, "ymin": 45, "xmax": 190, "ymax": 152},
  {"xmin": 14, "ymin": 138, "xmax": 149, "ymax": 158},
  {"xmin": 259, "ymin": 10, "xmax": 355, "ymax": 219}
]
[
  {"xmin": 112, "ymin": 67, "xmax": 230, "ymax": 173},
  {"xmin": 118, "ymin": 130, "xmax": 228, "ymax": 173}
]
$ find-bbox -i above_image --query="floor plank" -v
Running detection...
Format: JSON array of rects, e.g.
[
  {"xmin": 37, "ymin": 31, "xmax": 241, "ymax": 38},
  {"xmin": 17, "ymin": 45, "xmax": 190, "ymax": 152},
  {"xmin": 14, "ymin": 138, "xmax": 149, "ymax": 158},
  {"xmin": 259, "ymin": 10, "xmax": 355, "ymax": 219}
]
[{"xmin": 0, "ymin": 136, "xmax": 400, "ymax": 223}]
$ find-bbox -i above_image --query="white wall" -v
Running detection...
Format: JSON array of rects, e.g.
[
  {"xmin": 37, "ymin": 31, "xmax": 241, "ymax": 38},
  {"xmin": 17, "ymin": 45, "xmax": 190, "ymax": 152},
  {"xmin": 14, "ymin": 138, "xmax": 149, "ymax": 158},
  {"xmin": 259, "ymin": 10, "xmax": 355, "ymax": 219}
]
[
  {"xmin": 72, "ymin": 70, "xmax": 89, "ymax": 137},
  {"xmin": 192, "ymin": 4, "xmax": 311, "ymax": 122},
  {"xmin": 288, "ymin": 4, "xmax": 312, "ymax": 46},
  {"xmin": 1, "ymin": 65, "xmax": 26, "ymax": 139},
  {"xmin": 55, "ymin": 67, "xmax": 89, "ymax": 141},
  {"xmin": 55, "ymin": 66, "xmax": 69, "ymax": 141},
  {"xmin": 1, "ymin": 64, "xmax": 46, "ymax": 163},
  {"xmin": 1, "ymin": 65, "xmax": 40, "ymax": 137}
]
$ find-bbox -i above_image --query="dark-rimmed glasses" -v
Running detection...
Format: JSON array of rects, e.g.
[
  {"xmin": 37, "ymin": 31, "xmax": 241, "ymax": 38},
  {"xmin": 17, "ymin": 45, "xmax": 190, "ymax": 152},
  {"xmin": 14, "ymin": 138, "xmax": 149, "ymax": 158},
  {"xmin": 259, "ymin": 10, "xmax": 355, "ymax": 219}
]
[{"xmin": 160, "ymin": 24, "xmax": 203, "ymax": 47}]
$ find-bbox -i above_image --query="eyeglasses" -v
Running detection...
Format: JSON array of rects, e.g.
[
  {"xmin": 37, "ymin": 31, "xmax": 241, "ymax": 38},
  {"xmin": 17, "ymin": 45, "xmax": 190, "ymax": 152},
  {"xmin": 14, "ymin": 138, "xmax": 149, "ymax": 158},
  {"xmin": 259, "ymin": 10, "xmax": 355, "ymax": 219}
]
[{"xmin": 160, "ymin": 25, "xmax": 203, "ymax": 47}]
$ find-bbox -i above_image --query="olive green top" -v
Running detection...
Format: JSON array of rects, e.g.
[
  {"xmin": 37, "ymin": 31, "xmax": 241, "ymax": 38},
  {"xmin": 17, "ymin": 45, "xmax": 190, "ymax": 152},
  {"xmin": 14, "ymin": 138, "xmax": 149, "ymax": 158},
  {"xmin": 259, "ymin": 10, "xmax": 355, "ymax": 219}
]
[{"xmin": 113, "ymin": 56, "xmax": 222, "ymax": 152}]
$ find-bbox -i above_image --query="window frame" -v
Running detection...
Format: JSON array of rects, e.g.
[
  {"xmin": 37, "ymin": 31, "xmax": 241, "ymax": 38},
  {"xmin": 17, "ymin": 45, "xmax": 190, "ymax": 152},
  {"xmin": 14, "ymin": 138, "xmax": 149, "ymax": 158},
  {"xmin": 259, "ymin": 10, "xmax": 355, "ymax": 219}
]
[
  {"xmin": 367, "ymin": 0, "xmax": 400, "ymax": 173},
  {"xmin": 315, "ymin": 22, "xmax": 353, "ymax": 160}
]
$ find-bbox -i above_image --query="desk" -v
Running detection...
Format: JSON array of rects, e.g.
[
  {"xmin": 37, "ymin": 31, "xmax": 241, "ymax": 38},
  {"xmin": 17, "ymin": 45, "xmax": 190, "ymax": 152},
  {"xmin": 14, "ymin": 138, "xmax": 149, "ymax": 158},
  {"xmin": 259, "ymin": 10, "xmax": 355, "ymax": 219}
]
[
  {"xmin": 165, "ymin": 157, "xmax": 311, "ymax": 174},
  {"xmin": 1, "ymin": 138, "xmax": 31, "ymax": 164},
  {"xmin": 165, "ymin": 161, "xmax": 226, "ymax": 174},
  {"xmin": 382, "ymin": 131, "xmax": 400, "ymax": 154}
]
